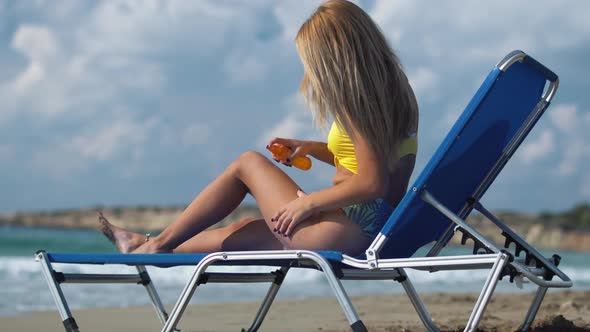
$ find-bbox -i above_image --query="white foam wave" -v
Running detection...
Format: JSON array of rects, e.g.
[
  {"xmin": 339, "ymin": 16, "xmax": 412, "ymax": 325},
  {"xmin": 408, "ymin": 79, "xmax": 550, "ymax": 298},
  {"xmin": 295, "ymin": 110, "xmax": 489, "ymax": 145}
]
[
  {"xmin": 3, "ymin": 256, "xmax": 590, "ymax": 284},
  {"xmin": 560, "ymin": 266, "xmax": 590, "ymax": 282},
  {"xmin": 0, "ymin": 256, "xmax": 43, "ymax": 276}
]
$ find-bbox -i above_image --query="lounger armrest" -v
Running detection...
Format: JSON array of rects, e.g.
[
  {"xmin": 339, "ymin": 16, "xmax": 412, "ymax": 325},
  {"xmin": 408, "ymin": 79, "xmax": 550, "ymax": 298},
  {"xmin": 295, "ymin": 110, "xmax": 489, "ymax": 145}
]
[
  {"xmin": 511, "ymin": 261, "xmax": 573, "ymax": 288},
  {"xmin": 472, "ymin": 202, "xmax": 572, "ymax": 284}
]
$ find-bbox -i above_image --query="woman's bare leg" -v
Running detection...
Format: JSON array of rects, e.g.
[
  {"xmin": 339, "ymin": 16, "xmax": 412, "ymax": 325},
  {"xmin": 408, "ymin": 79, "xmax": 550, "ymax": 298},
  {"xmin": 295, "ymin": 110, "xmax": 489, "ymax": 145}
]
[
  {"xmin": 98, "ymin": 215, "xmax": 283, "ymax": 253},
  {"xmin": 99, "ymin": 152, "xmax": 257, "ymax": 253},
  {"xmin": 121, "ymin": 151, "xmax": 291, "ymax": 253},
  {"xmin": 101, "ymin": 151, "xmax": 370, "ymax": 256},
  {"xmin": 173, "ymin": 218, "xmax": 283, "ymax": 253}
]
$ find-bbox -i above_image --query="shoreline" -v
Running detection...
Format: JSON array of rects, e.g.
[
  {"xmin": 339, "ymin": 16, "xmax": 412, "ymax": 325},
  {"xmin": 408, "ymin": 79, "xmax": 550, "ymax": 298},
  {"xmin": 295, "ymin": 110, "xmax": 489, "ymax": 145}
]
[{"xmin": 5, "ymin": 290, "xmax": 589, "ymax": 331}]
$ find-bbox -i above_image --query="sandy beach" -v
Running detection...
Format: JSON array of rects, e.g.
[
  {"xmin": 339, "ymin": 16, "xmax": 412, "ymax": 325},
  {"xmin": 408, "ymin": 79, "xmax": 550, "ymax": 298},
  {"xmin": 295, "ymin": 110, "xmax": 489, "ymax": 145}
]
[{"xmin": 4, "ymin": 290, "xmax": 589, "ymax": 331}]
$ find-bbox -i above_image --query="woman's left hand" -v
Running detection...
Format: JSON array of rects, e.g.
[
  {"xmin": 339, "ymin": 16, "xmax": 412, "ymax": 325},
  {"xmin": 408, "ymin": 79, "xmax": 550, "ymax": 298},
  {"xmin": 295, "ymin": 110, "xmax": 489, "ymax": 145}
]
[{"xmin": 272, "ymin": 190, "xmax": 315, "ymax": 237}]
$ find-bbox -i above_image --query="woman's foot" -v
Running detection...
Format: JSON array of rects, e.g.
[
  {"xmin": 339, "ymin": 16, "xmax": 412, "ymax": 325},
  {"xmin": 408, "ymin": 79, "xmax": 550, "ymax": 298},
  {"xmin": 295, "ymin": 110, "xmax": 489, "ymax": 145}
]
[{"xmin": 97, "ymin": 212, "xmax": 147, "ymax": 253}]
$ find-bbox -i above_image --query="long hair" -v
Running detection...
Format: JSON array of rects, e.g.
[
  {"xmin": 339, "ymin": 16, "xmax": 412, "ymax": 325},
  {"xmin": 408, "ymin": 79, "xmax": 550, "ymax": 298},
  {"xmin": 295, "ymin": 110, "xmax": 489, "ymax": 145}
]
[{"xmin": 295, "ymin": 0, "xmax": 418, "ymax": 171}]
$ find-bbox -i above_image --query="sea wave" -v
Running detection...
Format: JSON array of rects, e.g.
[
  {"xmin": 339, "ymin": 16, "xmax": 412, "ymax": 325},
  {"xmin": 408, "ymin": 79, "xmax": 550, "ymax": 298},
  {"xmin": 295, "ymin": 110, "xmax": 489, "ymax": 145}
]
[{"xmin": 3, "ymin": 256, "xmax": 588, "ymax": 284}]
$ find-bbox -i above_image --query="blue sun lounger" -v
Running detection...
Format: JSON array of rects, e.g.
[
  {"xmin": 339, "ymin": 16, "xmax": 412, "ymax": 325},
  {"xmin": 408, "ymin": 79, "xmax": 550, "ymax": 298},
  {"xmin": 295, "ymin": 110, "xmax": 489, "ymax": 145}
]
[{"xmin": 37, "ymin": 50, "xmax": 572, "ymax": 332}]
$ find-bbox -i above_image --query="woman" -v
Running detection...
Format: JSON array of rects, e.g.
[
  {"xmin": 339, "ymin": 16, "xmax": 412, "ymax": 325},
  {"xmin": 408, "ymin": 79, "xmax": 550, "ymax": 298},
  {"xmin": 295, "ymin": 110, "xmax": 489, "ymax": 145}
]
[{"xmin": 99, "ymin": 0, "xmax": 418, "ymax": 257}]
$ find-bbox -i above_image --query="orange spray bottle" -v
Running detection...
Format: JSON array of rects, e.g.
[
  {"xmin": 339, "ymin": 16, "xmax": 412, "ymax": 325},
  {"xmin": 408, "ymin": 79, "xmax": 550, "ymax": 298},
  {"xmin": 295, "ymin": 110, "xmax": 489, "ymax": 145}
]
[{"xmin": 266, "ymin": 143, "xmax": 312, "ymax": 170}]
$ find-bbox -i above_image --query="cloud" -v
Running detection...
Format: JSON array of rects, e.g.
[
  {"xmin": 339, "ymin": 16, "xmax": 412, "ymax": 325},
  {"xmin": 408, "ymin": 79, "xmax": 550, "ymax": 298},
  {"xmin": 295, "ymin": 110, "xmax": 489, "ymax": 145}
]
[
  {"xmin": 76, "ymin": 1, "xmax": 240, "ymax": 57},
  {"xmin": 368, "ymin": 1, "xmax": 405, "ymax": 45},
  {"xmin": 3, "ymin": 23, "xmax": 166, "ymax": 119},
  {"xmin": 31, "ymin": 116, "xmax": 158, "ymax": 177},
  {"xmin": 10, "ymin": 25, "xmax": 58, "ymax": 93},
  {"xmin": 224, "ymin": 53, "xmax": 269, "ymax": 84},
  {"xmin": 4, "ymin": 1, "xmax": 281, "ymax": 121},
  {"xmin": 440, "ymin": 106, "xmax": 462, "ymax": 130},
  {"xmin": 407, "ymin": 67, "xmax": 439, "ymax": 101},
  {"xmin": 221, "ymin": 2, "xmax": 321, "ymax": 84},
  {"xmin": 263, "ymin": 112, "xmax": 308, "ymax": 143},
  {"xmin": 519, "ymin": 129, "xmax": 555, "ymax": 164},
  {"xmin": 0, "ymin": 0, "xmax": 589, "ymax": 213},
  {"xmin": 258, "ymin": 94, "xmax": 313, "ymax": 146},
  {"xmin": 12, "ymin": 61, "xmax": 44, "ymax": 93},
  {"xmin": 549, "ymin": 104, "xmax": 578, "ymax": 133},
  {"xmin": 182, "ymin": 123, "xmax": 212, "ymax": 146},
  {"xmin": 2, "ymin": 1, "xmax": 309, "ymax": 184},
  {"xmin": 69, "ymin": 117, "xmax": 156, "ymax": 161},
  {"xmin": 542, "ymin": 104, "xmax": 590, "ymax": 176},
  {"xmin": 518, "ymin": 103, "xmax": 589, "ymax": 175},
  {"xmin": 258, "ymin": 94, "xmax": 326, "ymax": 145},
  {"xmin": 272, "ymin": 1, "xmax": 320, "ymax": 42},
  {"xmin": 558, "ymin": 140, "xmax": 585, "ymax": 176},
  {"xmin": 368, "ymin": 1, "xmax": 590, "ymax": 66},
  {"xmin": 11, "ymin": 25, "xmax": 58, "ymax": 60},
  {"xmin": 365, "ymin": 0, "xmax": 589, "ymax": 211},
  {"xmin": 518, "ymin": 104, "xmax": 590, "ymax": 179}
]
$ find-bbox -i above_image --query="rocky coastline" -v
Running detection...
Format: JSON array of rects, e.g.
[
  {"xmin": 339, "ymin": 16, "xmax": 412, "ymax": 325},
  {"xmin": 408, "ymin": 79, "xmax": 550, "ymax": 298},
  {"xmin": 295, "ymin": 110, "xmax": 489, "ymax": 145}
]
[{"xmin": 1, "ymin": 205, "xmax": 589, "ymax": 252}]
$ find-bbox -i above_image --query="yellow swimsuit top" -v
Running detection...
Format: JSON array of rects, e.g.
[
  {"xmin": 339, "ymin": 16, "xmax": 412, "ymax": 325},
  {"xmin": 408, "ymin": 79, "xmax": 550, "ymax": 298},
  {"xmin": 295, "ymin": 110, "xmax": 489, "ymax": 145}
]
[{"xmin": 327, "ymin": 122, "xmax": 417, "ymax": 174}]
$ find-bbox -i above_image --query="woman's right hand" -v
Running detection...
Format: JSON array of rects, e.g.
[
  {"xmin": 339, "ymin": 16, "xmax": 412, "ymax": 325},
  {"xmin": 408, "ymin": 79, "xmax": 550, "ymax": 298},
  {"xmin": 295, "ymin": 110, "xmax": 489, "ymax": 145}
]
[{"xmin": 267, "ymin": 137, "xmax": 312, "ymax": 165}]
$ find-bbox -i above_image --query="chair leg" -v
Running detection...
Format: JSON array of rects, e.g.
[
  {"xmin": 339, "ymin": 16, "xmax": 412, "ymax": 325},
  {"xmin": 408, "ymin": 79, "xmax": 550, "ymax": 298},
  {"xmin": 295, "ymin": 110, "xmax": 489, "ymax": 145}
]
[
  {"xmin": 518, "ymin": 286, "xmax": 548, "ymax": 331},
  {"xmin": 464, "ymin": 253, "xmax": 509, "ymax": 332},
  {"xmin": 308, "ymin": 256, "xmax": 367, "ymax": 331},
  {"xmin": 161, "ymin": 256, "xmax": 214, "ymax": 332},
  {"xmin": 242, "ymin": 267, "xmax": 289, "ymax": 332},
  {"xmin": 163, "ymin": 251, "xmax": 367, "ymax": 332},
  {"xmin": 397, "ymin": 269, "xmax": 440, "ymax": 332},
  {"xmin": 349, "ymin": 320, "xmax": 368, "ymax": 332},
  {"xmin": 36, "ymin": 251, "xmax": 80, "ymax": 332},
  {"xmin": 136, "ymin": 266, "xmax": 172, "ymax": 327}
]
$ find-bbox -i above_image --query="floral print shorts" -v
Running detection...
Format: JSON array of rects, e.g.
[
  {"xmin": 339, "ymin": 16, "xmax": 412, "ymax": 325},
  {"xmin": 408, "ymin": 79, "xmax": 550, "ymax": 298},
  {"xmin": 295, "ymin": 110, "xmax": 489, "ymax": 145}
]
[{"xmin": 342, "ymin": 198, "xmax": 393, "ymax": 239}]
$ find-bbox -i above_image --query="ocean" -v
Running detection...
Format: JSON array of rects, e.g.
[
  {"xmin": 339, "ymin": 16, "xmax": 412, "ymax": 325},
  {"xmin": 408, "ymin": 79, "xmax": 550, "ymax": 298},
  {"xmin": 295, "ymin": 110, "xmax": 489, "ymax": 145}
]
[{"xmin": 1, "ymin": 225, "xmax": 589, "ymax": 317}]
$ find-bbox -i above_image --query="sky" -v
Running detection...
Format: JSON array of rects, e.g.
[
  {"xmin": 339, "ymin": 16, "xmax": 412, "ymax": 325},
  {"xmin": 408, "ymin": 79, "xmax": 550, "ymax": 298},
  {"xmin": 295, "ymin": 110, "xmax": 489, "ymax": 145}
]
[{"xmin": 0, "ymin": 0, "xmax": 589, "ymax": 214}]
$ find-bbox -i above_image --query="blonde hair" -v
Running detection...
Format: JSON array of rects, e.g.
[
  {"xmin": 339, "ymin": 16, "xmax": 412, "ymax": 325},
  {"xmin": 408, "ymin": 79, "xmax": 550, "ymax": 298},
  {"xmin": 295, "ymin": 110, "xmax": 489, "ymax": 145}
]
[{"xmin": 296, "ymin": 0, "xmax": 418, "ymax": 171}]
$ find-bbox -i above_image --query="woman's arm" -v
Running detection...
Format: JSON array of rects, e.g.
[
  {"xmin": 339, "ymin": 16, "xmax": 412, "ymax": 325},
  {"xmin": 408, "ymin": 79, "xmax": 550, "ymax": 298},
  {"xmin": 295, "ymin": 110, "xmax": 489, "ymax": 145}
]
[
  {"xmin": 304, "ymin": 141, "xmax": 334, "ymax": 165},
  {"xmin": 307, "ymin": 125, "xmax": 387, "ymax": 210},
  {"xmin": 272, "ymin": 124, "xmax": 388, "ymax": 236},
  {"xmin": 267, "ymin": 138, "xmax": 334, "ymax": 166}
]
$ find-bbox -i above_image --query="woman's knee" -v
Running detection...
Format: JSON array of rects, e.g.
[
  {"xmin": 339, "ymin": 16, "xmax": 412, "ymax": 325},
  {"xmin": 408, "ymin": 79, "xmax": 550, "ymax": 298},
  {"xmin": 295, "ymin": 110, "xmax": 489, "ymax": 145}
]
[{"xmin": 230, "ymin": 151, "xmax": 272, "ymax": 176}]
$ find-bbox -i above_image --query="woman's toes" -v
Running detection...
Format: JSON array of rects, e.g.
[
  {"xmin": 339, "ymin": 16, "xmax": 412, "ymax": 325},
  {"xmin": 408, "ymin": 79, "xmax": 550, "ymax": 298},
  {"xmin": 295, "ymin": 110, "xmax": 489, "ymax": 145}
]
[{"xmin": 98, "ymin": 212, "xmax": 117, "ymax": 244}]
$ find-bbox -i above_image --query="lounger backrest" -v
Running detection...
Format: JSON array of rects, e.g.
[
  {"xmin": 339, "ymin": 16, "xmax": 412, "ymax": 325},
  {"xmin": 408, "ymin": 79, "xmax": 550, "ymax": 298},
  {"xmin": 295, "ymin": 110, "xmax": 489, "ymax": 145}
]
[{"xmin": 376, "ymin": 51, "xmax": 557, "ymax": 259}]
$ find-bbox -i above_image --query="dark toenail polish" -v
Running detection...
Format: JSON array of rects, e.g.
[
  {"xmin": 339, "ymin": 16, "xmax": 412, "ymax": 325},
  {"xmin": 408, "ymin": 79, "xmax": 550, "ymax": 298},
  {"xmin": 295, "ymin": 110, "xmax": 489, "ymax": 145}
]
[
  {"xmin": 266, "ymin": 145, "xmax": 269, "ymax": 149},
  {"xmin": 286, "ymin": 158, "xmax": 291, "ymax": 163}
]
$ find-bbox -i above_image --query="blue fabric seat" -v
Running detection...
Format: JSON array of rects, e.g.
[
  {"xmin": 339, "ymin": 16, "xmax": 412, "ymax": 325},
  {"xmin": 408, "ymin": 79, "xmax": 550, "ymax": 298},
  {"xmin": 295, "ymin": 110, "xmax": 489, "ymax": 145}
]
[{"xmin": 45, "ymin": 251, "xmax": 344, "ymax": 268}]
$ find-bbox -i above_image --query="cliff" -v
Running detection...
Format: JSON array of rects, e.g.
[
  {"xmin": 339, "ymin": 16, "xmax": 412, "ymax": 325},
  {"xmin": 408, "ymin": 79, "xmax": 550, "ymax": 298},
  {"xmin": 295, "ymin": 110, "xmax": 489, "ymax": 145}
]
[{"xmin": 1, "ymin": 204, "xmax": 589, "ymax": 252}]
